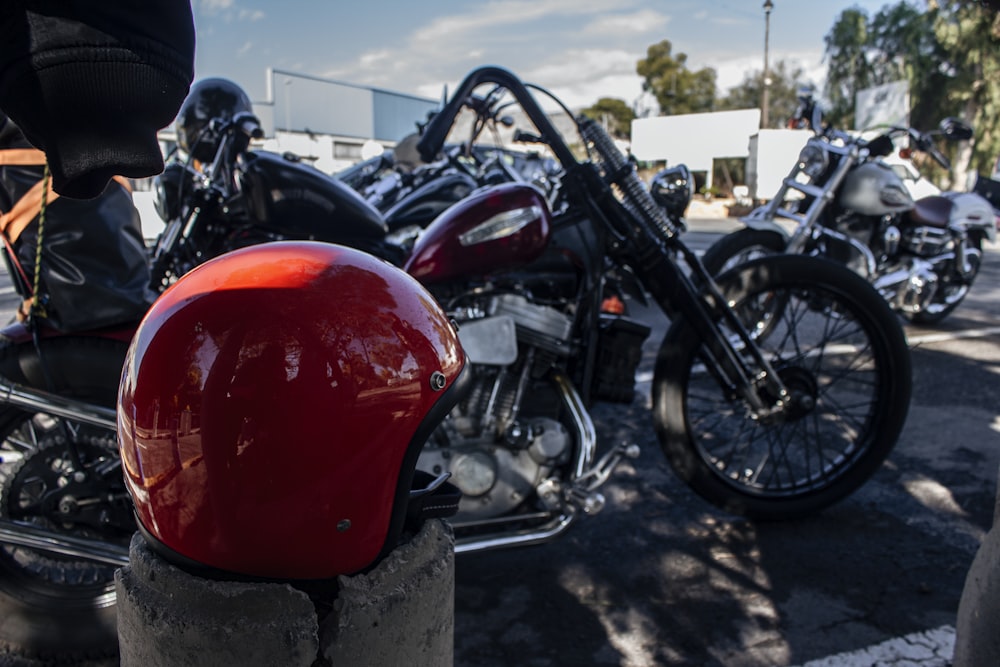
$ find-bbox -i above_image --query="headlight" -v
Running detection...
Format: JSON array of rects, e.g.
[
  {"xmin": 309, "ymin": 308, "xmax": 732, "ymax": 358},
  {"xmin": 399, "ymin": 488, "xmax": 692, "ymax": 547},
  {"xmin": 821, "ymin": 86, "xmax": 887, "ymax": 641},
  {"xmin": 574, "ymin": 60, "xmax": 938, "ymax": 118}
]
[{"xmin": 796, "ymin": 142, "xmax": 829, "ymax": 181}]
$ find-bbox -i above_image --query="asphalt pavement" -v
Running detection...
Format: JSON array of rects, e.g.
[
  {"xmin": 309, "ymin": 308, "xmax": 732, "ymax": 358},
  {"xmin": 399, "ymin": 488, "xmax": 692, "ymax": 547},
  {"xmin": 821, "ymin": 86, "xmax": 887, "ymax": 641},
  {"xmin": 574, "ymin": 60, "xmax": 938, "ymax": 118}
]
[
  {"xmin": 0, "ymin": 216, "xmax": 996, "ymax": 666},
  {"xmin": 451, "ymin": 217, "xmax": 1000, "ymax": 667}
]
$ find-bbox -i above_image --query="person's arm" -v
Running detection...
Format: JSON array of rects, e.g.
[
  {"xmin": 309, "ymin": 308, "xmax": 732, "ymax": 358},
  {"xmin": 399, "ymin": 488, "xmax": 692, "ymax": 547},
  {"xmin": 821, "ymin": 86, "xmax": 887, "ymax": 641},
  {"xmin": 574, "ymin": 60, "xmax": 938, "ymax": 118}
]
[{"xmin": 0, "ymin": 1, "xmax": 195, "ymax": 199}]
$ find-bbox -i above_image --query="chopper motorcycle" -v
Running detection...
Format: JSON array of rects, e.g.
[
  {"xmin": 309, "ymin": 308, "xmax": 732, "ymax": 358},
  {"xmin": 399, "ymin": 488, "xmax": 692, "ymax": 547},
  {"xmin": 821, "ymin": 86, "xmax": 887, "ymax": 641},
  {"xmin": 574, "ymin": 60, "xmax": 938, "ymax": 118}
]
[
  {"xmin": 701, "ymin": 93, "xmax": 999, "ymax": 325},
  {"xmin": 0, "ymin": 67, "xmax": 911, "ymax": 661}
]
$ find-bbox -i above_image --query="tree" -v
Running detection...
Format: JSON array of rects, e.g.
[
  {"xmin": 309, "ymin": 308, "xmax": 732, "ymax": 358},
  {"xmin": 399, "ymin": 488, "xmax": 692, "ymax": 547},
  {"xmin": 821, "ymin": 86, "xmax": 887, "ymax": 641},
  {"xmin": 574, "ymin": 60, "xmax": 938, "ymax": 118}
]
[
  {"xmin": 931, "ymin": 0, "xmax": 1000, "ymax": 188},
  {"xmin": 823, "ymin": 1, "xmax": 1000, "ymax": 188},
  {"xmin": 636, "ymin": 40, "xmax": 717, "ymax": 116},
  {"xmin": 717, "ymin": 60, "xmax": 806, "ymax": 129},
  {"xmin": 823, "ymin": 8, "xmax": 875, "ymax": 128},
  {"xmin": 580, "ymin": 98, "xmax": 635, "ymax": 140}
]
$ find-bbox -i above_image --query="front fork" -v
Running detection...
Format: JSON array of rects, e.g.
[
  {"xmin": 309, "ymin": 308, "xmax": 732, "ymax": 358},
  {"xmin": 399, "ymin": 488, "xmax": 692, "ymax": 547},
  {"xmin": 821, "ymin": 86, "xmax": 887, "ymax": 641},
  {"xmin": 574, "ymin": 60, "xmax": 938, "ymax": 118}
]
[{"xmin": 640, "ymin": 241, "xmax": 791, "ymax": 417}]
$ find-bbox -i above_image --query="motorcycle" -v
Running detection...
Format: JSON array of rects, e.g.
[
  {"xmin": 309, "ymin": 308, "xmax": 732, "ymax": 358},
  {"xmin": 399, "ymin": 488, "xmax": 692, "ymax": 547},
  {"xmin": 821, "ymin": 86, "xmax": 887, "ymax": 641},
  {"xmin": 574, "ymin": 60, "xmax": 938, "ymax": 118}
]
[
  {"xmin": 0, "ymin": 67, "xmax": 913, "ymax": 661},
  {"xmin": 337, "ymin": 94, "xmax": 563, "ymax": 250},
  {"xmin": 402, "ymin": 67, "xmax": 911, "ymax": 548},
  {"xmin": 701, "ymin": 92, "xmax": 999, "ymax": 325}
]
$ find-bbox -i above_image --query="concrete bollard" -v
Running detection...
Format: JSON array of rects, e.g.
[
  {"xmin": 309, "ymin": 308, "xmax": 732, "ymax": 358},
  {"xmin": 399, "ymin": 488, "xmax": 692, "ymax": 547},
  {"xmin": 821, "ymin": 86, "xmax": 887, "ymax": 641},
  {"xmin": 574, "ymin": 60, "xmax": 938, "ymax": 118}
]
[
  {"xmin": 116, "ymin": 518, "xmax": 455, "ymax": 666},
  {"xmin": 953, "ymin": 464, "xmax": 1000, "ymax": 667}
]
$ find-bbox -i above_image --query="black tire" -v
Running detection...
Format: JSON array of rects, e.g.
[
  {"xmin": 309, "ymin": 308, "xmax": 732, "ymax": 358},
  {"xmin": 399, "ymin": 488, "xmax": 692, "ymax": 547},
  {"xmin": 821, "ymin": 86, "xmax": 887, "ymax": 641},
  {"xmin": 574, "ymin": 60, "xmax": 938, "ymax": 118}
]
[
  {"xmin": 0, "ymin": 335, "xmax": 131, "ymax": 663},
  {"xmin": 700, "ymin": 227, "xmax": 787, "ymax": 275},
  {"xmin": 907, "ymin": 236, "xmax": 983, "ymax": 325},
  {"xmin": 701, "ymin": 227, "xmax": 789, "ymax": 341},
  {"xmin": 652, "ymin": 255, "xmax": 912, "ymax": 520}
]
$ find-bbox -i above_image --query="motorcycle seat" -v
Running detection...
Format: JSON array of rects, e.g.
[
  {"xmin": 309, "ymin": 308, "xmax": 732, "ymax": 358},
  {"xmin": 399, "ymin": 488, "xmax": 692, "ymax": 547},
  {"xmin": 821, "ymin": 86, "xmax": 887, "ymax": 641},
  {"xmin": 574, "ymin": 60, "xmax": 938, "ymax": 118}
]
[{"xmin": 907, "ymin": 195, "xmax": 952, "ymax": 228}]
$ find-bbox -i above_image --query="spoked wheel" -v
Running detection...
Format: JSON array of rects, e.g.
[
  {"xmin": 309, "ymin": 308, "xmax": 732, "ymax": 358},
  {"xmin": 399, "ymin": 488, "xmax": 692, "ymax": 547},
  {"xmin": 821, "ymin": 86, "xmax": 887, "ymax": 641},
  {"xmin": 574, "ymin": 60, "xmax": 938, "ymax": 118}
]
[
  {"xmin": 907, "ymin": 238, "xmax": 983, "ymax": 325},
  {"xmin": 653, "ymin": 255, "xmax": 912, "ymax": 520},
  {"xmin": 700, "ymin": 228, "xmax": 788, "ymax": 340},
  {"xmin": 0, "ymin": 336, "xmax": 131, "ymax": 663}
]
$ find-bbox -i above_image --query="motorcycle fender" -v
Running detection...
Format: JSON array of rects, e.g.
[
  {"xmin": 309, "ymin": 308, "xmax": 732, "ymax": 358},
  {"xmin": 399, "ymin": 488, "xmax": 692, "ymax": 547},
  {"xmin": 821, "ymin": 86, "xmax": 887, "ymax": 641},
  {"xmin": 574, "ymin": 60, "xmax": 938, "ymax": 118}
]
[
  {"xmin": 457, "ymin": 316, "xmax": 518, "ymax": 366},
  {"xmin": 739, "ymin": 208, "xmax": 791, "ymax": 239}
]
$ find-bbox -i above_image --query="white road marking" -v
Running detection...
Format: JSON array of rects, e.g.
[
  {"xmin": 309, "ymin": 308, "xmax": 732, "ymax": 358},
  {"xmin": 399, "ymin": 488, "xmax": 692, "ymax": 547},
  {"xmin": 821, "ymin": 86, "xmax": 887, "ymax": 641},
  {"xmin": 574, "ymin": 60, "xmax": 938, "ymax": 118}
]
[
  {"xmin": 907, "ymin": 325, "xmax": 1000, "ymax": 346},
  {"xmin": 633, "ymin": 326, "xmax": 1000, "ymax": 387},
  {"xmin": 790, "ymin": 624, "xmax": 955, "ymax": 667}
]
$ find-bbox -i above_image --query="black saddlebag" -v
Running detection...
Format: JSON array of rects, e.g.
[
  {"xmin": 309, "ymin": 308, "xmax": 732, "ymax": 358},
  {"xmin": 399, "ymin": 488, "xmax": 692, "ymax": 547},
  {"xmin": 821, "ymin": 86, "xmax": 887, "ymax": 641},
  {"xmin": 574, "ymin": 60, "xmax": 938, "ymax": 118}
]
[{"xmin": 10, "ymin": 182, "xmax": 156, "ymax": 332}]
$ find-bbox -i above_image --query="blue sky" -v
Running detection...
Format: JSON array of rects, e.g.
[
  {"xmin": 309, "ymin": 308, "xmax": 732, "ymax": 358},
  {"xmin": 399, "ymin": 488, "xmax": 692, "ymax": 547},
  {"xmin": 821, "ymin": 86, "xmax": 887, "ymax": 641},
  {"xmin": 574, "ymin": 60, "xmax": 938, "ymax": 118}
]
[{"xmin": 192, "ymin": 0, "xmax": 896, "ymax": 110}]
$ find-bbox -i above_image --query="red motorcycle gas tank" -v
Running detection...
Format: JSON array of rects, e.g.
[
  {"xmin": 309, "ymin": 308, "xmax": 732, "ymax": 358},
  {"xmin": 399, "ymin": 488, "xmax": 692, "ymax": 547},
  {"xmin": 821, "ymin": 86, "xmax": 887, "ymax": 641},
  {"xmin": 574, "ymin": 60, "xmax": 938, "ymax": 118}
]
[
  {"xmin": 236, "ymin": 150, "xmax": 388, "ymax": 242},
  {"xmin": 404, "ymin": 182, "xmax": 551, "ymax": 284}
]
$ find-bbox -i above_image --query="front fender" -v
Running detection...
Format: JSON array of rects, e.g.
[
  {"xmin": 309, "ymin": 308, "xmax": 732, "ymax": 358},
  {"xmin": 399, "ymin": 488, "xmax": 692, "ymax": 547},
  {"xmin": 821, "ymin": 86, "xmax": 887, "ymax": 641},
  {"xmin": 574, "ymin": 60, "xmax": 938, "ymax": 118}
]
[{"xmin": 739, "ymin": 207, "xmax": 791, "ymax": 239}]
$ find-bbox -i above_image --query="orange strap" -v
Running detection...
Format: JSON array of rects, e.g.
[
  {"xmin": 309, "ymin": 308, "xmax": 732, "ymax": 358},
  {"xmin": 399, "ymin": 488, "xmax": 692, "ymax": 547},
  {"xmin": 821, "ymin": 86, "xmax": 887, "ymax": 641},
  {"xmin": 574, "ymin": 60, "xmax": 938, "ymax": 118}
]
[
  {"xmin": 0, "ymin": 148, "xmax": 131, "ymax": 243},
  {"xmin": 0, "ymin": 148, "xmax": 46, "ymax": 166}
]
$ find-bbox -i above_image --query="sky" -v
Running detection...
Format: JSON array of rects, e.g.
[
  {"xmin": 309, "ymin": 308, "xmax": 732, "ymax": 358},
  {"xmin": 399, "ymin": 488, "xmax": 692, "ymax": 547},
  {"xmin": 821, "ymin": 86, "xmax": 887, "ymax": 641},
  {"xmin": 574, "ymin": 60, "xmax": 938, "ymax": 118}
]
[{"xmin": 191, "ymin": 0, "xmax": 896, "ymax": 112}]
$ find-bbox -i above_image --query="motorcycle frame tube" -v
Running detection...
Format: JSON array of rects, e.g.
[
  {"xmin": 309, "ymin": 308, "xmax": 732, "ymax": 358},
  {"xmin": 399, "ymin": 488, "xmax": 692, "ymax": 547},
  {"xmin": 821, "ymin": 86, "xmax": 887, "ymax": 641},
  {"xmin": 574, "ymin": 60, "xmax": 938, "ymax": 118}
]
[
  {"xmin": 0, "ymin": 519, "xmax": 129, "ymax": 566},
  {"xmin": 0, "ymin": 375, "xmax": 117, "ymax": 430}
]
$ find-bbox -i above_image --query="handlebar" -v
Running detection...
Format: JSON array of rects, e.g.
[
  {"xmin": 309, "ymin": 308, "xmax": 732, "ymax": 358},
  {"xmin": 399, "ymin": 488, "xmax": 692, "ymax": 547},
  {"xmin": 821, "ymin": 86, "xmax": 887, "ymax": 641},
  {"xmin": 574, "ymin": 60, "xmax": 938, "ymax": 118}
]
[{"xmin": 417, "ymin": 66, "xmax": 576, "ymax": 168}]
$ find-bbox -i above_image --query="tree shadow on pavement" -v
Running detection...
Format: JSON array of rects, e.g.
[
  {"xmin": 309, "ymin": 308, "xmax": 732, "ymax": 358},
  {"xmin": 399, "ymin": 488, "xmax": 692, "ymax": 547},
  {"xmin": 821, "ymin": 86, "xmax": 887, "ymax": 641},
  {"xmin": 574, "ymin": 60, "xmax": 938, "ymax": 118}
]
[{"xmin": 454, "ymin": 341, "xmax": 1000, "ymax": 666}]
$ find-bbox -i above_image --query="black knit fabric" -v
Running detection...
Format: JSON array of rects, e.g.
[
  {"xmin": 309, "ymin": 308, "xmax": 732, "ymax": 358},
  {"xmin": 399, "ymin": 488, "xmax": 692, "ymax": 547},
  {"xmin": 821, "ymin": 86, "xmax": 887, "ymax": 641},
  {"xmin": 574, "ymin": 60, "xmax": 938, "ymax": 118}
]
[{"xmin": 0, "ymin": 1, "xmax": 195, "ymax": 198}]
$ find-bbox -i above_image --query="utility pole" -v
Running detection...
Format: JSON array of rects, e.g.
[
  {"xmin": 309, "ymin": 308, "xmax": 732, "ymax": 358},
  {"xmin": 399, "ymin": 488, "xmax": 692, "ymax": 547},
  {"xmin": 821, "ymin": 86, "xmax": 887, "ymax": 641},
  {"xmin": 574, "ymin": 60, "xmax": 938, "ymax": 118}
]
[{"xmin": 761, "ymin": 0, "xmax": 773, "ymax": 129}]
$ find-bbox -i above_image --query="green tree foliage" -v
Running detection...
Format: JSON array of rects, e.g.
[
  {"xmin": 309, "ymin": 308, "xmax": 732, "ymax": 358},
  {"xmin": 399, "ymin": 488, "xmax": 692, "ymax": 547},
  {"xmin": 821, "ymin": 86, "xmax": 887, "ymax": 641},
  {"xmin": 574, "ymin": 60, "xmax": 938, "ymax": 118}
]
[
  {"xmin": 717, "ymin": 60, "xmax": 806, "ymax": 128},
  {"xmin": 580, "ymin": 98, "xmax": 636, "ymax": 140},
  {"xmin": 636, "ymin": 40, "xmax": 717, "ymax": 116},
  {"xmin": 823, "ymin": 1, "xmax": 1000, "ymax": 186}
]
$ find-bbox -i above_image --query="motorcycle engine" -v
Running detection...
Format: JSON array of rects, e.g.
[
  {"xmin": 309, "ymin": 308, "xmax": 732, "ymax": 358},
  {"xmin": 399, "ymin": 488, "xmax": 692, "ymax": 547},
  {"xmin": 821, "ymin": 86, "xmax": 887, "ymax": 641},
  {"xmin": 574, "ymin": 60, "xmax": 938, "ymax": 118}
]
[
  {"xmin": 417, "ymin": 294, "xmax": 575, "ymax": 522},
  {"xmin": 873, "ymin": 223, "xmax": 960, "ymax": 313}
]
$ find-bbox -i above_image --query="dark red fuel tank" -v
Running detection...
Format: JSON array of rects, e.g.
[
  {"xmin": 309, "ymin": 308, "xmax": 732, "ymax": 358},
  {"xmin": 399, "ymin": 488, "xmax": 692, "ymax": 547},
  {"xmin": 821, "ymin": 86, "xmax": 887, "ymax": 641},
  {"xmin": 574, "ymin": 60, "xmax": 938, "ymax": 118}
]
[{"xmin": 403, "ymin": 182, "xmax": 551, "ymax": 284}]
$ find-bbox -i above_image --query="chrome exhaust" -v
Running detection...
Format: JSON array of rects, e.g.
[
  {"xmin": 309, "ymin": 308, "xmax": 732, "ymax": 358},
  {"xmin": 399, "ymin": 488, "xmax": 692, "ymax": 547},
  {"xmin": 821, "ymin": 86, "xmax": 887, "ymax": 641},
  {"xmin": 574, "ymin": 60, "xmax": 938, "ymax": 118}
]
[{"xmin": 451, "ymin": 369, "xmax": 637, "ymax": 554}]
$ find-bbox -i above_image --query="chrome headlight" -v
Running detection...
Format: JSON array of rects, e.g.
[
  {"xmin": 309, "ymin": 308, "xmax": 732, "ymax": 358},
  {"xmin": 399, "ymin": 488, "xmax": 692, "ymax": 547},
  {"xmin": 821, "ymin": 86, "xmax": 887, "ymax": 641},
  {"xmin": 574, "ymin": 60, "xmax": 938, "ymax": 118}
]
[{"xmin": 796, "ymin": 142, "xmax": 830, "ymax": 181}]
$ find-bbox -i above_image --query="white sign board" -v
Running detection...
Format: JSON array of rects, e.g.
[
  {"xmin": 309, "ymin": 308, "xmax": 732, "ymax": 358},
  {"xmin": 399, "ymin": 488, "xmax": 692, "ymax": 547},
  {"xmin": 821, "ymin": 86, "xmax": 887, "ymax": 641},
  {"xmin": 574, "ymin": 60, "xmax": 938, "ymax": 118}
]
[
  {"xmin": 855, "ymin": 81, "xmax": 910, "ymax": 131},
  {"xmin": 630, "ymin": 109, "xmax": 762, "ymax": 169}
]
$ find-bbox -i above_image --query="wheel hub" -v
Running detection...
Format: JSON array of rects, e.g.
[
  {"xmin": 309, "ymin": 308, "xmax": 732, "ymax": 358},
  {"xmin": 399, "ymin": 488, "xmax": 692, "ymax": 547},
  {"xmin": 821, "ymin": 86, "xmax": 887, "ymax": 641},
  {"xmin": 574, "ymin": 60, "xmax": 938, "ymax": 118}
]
[{"xmin": 776, "ymin": 365, "xmax": 819, "ymax": 422}]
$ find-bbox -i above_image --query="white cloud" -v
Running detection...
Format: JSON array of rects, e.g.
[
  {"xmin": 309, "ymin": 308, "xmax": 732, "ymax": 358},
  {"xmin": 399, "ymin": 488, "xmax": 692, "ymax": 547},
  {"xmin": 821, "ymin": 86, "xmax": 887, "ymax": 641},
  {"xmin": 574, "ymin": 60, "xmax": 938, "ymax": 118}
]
[
  {"xmin": 411, "ymin": 0, "xmax": 624, "ymax": 43},
  {"xmin": 199, "ymin": 0, "xmax": 234, "ymax": 12},
  {"xmin": 581, "ymin": 10, "xmax": 669, "ymax": 37},
  {"xmin": 198, "ymin": 0, "xmax": 264, "ymax": 21}
]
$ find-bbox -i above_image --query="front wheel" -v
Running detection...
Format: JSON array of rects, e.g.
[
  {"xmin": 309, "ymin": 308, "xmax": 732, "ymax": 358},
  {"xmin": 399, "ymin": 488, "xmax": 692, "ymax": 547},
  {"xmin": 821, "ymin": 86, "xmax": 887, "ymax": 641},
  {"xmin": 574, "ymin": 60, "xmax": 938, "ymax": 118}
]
[{"xmin": 653, "ymin": 255, "xmax": 911, "ymax": 520}]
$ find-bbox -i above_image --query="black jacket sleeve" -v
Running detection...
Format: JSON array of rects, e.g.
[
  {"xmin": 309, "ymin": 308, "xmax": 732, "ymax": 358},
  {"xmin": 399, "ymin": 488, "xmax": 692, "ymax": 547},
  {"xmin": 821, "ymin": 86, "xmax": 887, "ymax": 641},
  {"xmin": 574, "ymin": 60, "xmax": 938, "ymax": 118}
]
[{"xmin": 0, "ymin": 1, "xmax": 195, "ymax": 199}]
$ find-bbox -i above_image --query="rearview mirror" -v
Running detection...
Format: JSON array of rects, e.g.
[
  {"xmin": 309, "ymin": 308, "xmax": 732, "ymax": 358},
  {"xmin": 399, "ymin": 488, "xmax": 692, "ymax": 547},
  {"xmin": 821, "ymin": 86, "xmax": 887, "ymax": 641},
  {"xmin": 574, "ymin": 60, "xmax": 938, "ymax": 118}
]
[{"xmin": 940, "ymin": 117, "xmax": 974, "ymax": 141}]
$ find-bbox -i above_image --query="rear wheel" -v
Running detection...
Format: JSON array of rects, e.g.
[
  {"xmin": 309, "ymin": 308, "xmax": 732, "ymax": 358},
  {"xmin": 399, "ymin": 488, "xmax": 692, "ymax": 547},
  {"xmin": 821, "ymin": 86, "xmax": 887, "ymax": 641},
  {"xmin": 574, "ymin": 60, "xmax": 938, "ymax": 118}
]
[
  {"xmin": 0, "ymin": 336, "xmax": 131, "ymax": 663},
  {"xmin": 653, "ymin": 255, "xmax": 911, "ymax": 520},
  {"xmin": 907, "ymin": 236, "xmax": 983, "ymax": 325}
]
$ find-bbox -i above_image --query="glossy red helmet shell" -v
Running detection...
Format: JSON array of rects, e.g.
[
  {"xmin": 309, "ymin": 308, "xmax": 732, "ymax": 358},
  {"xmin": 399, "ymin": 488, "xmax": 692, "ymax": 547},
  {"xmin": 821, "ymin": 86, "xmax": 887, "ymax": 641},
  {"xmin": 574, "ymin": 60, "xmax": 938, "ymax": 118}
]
[{"xmin": 118, "ymin": 241, "xmax": 466, "ymax": 579}]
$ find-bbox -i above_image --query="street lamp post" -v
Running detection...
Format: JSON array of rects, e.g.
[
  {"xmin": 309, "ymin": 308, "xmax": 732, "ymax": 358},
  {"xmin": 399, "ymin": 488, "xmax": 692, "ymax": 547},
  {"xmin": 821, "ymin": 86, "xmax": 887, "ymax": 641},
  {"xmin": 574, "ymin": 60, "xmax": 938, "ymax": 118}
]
[{"xmin": 761, "ymin": 0, "xmax": 773, "ymax": 129}]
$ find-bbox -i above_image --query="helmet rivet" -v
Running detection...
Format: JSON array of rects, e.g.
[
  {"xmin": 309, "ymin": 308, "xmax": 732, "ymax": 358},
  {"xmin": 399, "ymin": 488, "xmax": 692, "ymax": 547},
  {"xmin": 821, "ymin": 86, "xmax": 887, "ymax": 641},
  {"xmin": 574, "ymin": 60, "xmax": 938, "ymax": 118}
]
[
  {"xmin": 337, "ymin": 520, "xmax": 351, "ymax": 532},
  {"xmin": 430, "ymin": 371, "xmax": 447, "ymax": 391}
]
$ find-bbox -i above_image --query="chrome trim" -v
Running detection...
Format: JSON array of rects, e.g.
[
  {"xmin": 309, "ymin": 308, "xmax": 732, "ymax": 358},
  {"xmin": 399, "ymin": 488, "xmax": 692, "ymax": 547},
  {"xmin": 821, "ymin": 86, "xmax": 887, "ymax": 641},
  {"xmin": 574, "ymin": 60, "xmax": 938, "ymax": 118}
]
[
  {"xmin": 0, "ymin": 378, "xmax": 117, "ymax": 431},
  {"xmin": 450, "ymin": 368, "xmax": 596, "ymax": 553},
  {"xmin": 454, "ymin": 512, "xmax": 576, "ymax": 554},
  {"xmin": 0, "ymin": 519, "xmax": 130, "ymax": 567}
]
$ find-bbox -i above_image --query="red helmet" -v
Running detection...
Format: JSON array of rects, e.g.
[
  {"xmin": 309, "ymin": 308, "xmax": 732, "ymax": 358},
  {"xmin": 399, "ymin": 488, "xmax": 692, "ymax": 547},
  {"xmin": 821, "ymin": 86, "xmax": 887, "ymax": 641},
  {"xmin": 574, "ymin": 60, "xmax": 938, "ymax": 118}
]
[{"xmin": 117, "ymin": 241, "xmax": 467, "ymax": 579}]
